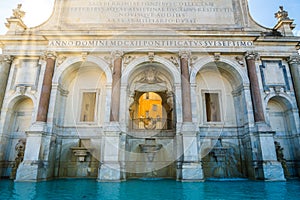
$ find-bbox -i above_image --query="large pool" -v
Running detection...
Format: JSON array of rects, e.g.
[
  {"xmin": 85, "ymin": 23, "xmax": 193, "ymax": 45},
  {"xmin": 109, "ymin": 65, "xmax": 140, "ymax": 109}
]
[{"xmin": 0, "ymin": 179, "xmax": 300, "ymax": 200}]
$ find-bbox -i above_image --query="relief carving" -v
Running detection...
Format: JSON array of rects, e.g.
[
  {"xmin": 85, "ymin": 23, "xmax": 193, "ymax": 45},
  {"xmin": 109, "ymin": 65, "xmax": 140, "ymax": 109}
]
[{"xmin": 137, "ymin": 67, "xmax": 164, "ymax": 84}]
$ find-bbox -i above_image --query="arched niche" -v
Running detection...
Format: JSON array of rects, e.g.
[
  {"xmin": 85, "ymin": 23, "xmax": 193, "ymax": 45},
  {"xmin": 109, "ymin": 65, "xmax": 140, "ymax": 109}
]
[
  {"xmin": 54, "ymin": 61, "xmax": 108, "ymax": 127},
  {"xmin": 195, "ymin": 62, "xmax": 245, "ymax": 126},
  {"xmin": 2, "ymin": 97, "xmax": 34, "ymax": 178},
  {"xmin": 127, "ymin": 62, "xmax": 175, "ymax": 131},
  {"xmin": 266, "ymin": 96, "xmax": 298, "ymax": 177}
]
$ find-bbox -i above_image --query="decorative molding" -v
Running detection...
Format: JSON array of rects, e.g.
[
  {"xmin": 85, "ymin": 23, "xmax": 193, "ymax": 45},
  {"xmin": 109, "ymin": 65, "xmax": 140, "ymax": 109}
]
[
  {"xmin": 0, "ymin": 55, "xmax": 14, "ymax": 65},
  {"xmin": 43, "ymin": 51, "xmax": 57, "ymax": 60},
  {"xmin": 148, "ymin": 52, "xmax": 155, "ymax": 63},
  {"xmin": 81, "ymin": 52, "xmax": 89, "ymax": 61},
  {"xmin": 189, "ymin": 55, "xmax": 198, "ymax": 68},
  {"xmin": 245, "ymin": 51, "xmax": 259, "ymax": 61},
  {"xmin": 111, "ymin": 50, "xmax": 123, "ymax": 60},
  {"xmin": 235, "ymin": 56, "xmax": 245, "ymax": 66},
  {"xmin": 103, "ymin": 55, "xmax": 113, "ymax": 68},
  {"xmin": 287, "ymin": 55, "xmax": 300, "ymax": 65},
  {"xmin": 123, "ymin": 55, "xmax": 136, "ymax": 68},
  {"xmin": 165, "ymin": 55, "xmax": 179, "ymax": 67},
  {"xmin": 179, "ymin": 51, "xmax": 191, "ymax": 59},
  {"xmin": 137, "ymin": 67, "xmax": 164, "ymax": 84},
  {"xmin": 214, "ymin": 53, "xmax": 221, "ymax": 62},
  {"xmin": 56, "ymin": 55, "xmax": 67, "ymax": 67}
]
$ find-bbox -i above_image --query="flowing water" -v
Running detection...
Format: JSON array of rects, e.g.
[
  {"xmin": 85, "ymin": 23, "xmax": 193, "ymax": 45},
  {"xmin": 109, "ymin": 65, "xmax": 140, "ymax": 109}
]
[{"xmin": 0, "ymin": 179, "xmax": 299, "ymax": 200}]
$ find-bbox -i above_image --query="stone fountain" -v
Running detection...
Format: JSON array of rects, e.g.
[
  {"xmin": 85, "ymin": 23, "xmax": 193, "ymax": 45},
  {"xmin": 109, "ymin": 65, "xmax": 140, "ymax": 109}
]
[
  {"xmin": 139, "ymin": 138, "xmax": 163, "ymax": 178},
  {"xmin": 204, "ymin": 138, "xmax": 243, "ymax": 179},
  {"xmin": 70, "ymin": 139, "xmax": 92, "ymax": 162},
  {"xmin": 210, "ymin": 139, "xmax": 229, "ymax": 178}
]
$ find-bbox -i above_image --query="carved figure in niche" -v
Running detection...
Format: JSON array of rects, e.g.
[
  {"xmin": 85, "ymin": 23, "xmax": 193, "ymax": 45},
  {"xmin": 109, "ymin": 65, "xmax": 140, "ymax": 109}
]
[
  {"xmin": 274, "ymin": 141, "xmax": 290, "ymax": 177},
  {"xmin": 142, "ymin": 117, "xmax": 157, "ymax": 130},
  {"xmin": 12, "ymin": 4, "xmax": 25, "ymax": 19},
  {"xmin": 10, "ymin": 139, "xmax": 26, "ymax": 179}
]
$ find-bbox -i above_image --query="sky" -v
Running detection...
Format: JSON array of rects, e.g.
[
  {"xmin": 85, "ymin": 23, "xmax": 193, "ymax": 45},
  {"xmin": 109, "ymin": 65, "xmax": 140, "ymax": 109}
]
[{"xmin": 0, "ymin": 0, "xmax": 299, "ymax": 35}]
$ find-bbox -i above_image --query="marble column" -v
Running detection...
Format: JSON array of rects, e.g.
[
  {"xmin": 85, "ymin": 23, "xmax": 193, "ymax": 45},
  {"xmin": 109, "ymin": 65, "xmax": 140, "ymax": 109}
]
[
  {"xmin": 0, "ymin": 56, "xmax": 13, "ymax": 112},
  {"xmin": 179, "ymin": 51, "xmax": 192, "ymax": 122},
  {"xmin": 110, "ymin": 51, "xmax": 123, "ymax": 122},
  {"xmin": 245, "ymin": 52, "xmax": 265, "ymax": 122},
  {"xmin": 36, "ymin": 52, "xmax": 56, "ymax": 122},
  {"xmin": 288, "ymin": 55, "xmax": 300, "ymax": 114}
]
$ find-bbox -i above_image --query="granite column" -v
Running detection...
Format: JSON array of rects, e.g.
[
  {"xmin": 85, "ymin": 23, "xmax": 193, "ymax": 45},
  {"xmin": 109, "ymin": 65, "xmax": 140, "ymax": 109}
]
[
  {"xmin": 36, "ymin": 52, "xmax": 57, "ymax": 122},
  {"xmin": 245, "ymin": 52, "xmax": 265, "ymax": 122},
  {"xmin": 288, "ymin": 55, "xmax": 300, "ymax": 114},
  {"xmin": 180, "ymin": 51, "xmax": 193, "ymax": 122},
  {"xmin": 110, "ymin": 51, "xmax": 123, "ymax": 122},
  {"xmin": 0, "ymin": 56, "xmax": 13, "ymax": 112}
]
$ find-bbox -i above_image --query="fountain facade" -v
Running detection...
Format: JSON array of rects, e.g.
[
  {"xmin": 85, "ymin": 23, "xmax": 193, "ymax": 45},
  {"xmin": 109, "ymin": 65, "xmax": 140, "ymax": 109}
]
[{"xmin": 202, "ymin": 139, "xmax": 244, "ymax": 179}]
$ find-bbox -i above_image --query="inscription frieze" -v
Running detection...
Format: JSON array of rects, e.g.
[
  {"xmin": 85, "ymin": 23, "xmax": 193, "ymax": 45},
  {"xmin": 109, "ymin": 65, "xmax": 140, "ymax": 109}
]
[{"xmin": 49, "ymin": 40, "xmax": 254, "ymax": 49}]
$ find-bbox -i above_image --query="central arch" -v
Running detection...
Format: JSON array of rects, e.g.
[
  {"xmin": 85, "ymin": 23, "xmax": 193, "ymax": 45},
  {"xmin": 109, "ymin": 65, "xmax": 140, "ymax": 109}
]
[
  {"xmin": 119, "ymin": 56, "xmax": 182, "ymax": 127},
  {"xmin": 120, "ymin": 56, "xmax": 180, "ymax": 179},
  {"xmin": 127, "ymin": 62, "xmax": 176, "ymax": 133}
]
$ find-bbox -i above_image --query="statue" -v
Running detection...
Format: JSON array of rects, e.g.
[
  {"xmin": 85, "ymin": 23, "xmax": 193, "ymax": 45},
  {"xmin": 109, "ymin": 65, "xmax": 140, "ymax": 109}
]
[
  {"xmin": 275, "ymin": 6, "xmax": 290, "ymax": 21},
  {"xmin": 10, "ymin": 139, "xmax": 26, "ymax": 180},
  {"xmin": 12, "ymin": 4, "xmax": 26, "ymax": 19},
  {"xmin": 274, "ymin": 141, "xmax": 290, "ymax": 178}
]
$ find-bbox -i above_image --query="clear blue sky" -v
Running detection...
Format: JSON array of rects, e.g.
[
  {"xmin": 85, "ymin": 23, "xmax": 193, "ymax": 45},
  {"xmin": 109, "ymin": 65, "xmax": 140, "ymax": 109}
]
[{"xmin": 0, "ymin": 0, "xmax": 299, "ymax": 35}]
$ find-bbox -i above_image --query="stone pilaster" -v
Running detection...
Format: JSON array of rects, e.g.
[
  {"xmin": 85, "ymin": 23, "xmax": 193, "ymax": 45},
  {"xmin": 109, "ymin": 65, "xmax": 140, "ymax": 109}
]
[
  {"xmin": 15, "ymin": 123, "xmax": 47, "ymax": 181},
  {"xmin": 245, "ymin": 52, "xmax": 265, "ymax": 123},
  {"xmin": 97, "ymin": 124, "xmax": 121, "ymax": 182},
  {"xmin": 36, "ymin": 52, "xmax": 57, "ymax": 122},
  {"xmin": 288, "ymin": 56, "xmax": 300, "ymax": 114},
  {"xmin": 110, "ymin": 51, "xmax": 123, "ymax": 122},
  {"xmin": 179, "ymin": 51, "xmax": 193, "ymax": 122},
  {"xmin": 0, "ymin": 56, "xmax": 14, "ymax": 113}
]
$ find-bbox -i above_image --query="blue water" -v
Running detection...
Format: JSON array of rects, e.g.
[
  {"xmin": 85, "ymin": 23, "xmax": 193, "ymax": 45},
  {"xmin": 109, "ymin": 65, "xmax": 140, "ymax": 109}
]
[{"xmin": 0, "ymin": 179, "xmax": 300, "ymax": 200}]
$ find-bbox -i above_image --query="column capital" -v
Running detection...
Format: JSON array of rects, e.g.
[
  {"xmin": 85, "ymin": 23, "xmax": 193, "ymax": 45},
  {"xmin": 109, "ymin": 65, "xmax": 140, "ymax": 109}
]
[
  {"xmin": 43, "ymin": 51, "xmax": 57, "ymax": 60},
  {"xmin": 179, "ymin": 51, "xmax": 191, "ymax": 59},
  {"xmin": 287, "ymin": 55, "xmax": 300, "ymax": 65},
  {"xmin": 245, "ymin": 51, "xmax": 260, "ymax": 61},
  {"xmin": 1, "ymin": 55, "xmax": 14, "ymax": 64},
  {"xmin": 111, "ymin": 50, "xmax": 124, "ymax": 60}
]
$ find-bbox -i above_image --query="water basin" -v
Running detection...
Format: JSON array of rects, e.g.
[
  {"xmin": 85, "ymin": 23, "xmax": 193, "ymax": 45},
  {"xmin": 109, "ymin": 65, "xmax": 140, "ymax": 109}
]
[{"xmin": 0, "ymin": 179, "xmax": 299, "ymax": 200}]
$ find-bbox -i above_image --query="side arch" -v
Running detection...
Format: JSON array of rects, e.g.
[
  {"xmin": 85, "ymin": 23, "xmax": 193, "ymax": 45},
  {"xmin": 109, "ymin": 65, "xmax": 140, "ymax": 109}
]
[
  {"xmin": 53, "ymin": 55, "xmax": 112, "ymax": 85},
  {"xmin": 190, "ymin": 57, "xmax": 250, "ymax": 86}
]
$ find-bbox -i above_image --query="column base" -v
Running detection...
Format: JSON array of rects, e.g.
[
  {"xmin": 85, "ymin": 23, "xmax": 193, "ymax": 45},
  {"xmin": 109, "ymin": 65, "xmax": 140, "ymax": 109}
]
[
  {"xmin": 262, "ymin": 161, "xmax": 286, "ymax": 181},
  {"xmin": 181, "ymin": 162, "xmax": 204, "ymax": 182},
  {"xmin": 97, "ymin": 163, "xmax": 121, "ymax": 182},
  {"xmin": 15, "ymin": 161, "xmax": 47, "ymax": 182}
]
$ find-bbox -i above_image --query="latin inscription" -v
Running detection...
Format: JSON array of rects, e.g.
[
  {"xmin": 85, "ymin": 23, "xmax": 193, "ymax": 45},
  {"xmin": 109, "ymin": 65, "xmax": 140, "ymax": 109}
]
[
  {"xmin": 63, "ymin": 0, "xmax": 236, "ymax": 25},
  {"xmin": 49, "ymin": 40, "xmax": 254, "ymax": 48}
]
